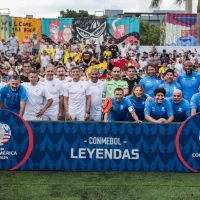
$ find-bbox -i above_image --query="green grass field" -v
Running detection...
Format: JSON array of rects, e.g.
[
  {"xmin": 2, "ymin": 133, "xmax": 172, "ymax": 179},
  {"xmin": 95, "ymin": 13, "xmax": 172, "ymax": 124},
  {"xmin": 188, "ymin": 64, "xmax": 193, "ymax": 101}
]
[{"xmin": 0, "ymin": 171, "xmax": 200, "ymax": 200}]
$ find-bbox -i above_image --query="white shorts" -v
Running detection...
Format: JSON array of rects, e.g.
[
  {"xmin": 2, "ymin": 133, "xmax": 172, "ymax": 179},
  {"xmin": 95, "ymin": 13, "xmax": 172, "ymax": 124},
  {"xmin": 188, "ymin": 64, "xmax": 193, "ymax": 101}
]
[
  {"xmin": 70, "ymin": 112, "xmax": 85, "ymax": 121},
  {"xmin": 9, "ymin": 46, "xmax": 18, "ymax": 54},
  {"xmin": 42, "ymin": 113, "xmax": 58, "ymax": 121},
  {"xmin": 23, "ymin": 113, "xmax": 42, "ymax": 121},
  {"xmin": 90, "ymin": 114, "xmax": 102, "ymax": 121}
]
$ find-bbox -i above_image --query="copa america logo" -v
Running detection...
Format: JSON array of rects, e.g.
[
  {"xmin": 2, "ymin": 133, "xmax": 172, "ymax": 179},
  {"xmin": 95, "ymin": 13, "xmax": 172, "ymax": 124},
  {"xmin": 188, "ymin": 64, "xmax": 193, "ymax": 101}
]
[{"xmin": 0, "ymin": 122, "xmax": 11, "ymax": 146}]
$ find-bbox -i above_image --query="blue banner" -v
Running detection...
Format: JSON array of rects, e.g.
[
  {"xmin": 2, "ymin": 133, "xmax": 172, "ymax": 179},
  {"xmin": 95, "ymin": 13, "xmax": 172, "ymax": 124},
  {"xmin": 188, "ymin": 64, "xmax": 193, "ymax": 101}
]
[{"xmin": 0, "ymin": 109, "xmax": 200, "ymax": 172}]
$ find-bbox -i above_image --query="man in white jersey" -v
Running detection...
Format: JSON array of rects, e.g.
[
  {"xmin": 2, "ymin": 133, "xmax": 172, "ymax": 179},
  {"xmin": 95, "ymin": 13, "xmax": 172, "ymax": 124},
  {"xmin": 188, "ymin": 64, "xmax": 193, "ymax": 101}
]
[
  {"xmin": 88, "ymin": 68, "xmax": 106, "ymax": 121},
  {"xmin": 56, "ymin": 65, "xmax": 71, "ymax": 84},
  {"xmin": 7, "ymin": 32, "xmax": 19, "ymax": 54},
  {"xmin": 0, "ymin": 71, "xmax": 6, "ymax": 89},
  {"xmin": 22, "ymin": 71, "xmax": 53, "ymax": 120},
  {"xmin": 40, "ymin": 65, "xmax": 64, "ymax": 120},
  {"xmin": 63, "ymin": 67, "xmax": 91, "ymax": 121}
]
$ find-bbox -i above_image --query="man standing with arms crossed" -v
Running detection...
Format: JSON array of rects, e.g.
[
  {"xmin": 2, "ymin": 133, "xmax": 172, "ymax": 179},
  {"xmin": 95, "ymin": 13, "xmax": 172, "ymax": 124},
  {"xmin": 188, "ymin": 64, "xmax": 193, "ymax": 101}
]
[{"xmin": 63, "ymin": 67, "xmax": 91, "ymax": 121}]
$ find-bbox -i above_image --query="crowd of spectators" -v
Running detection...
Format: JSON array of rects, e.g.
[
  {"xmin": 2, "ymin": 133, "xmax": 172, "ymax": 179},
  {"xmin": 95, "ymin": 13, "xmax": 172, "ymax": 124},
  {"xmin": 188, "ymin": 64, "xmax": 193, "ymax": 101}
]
[{"xmin": 0, "ymin": 32, "xmax": 200, "ymax": 123}]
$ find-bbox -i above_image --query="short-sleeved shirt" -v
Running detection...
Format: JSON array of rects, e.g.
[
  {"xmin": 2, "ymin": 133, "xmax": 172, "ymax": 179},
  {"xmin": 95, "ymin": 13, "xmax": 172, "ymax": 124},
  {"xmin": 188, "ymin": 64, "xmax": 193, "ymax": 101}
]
[
  {"xmin": 22, "ymin": 83, "xmax": 52, "ymax": 115},
  {"xmin": 159, "ymin": 81, "xmax": 182, "ymax": 97},
  {"xmin": 9, "ymin": 36, "xmax": 18, "ymax": 47},
  {"xmin": 106, "ymin": 79, "xmax": 128, "ymax": 98},
  {"xmin": 191, "ymin": 93, "xmax": 200, "ymax": 113},
  {"xmin": 108, "ymin": 97, "xmax": 134, "ymax": 121},
  {"xmin": 144, "ymin": 98, "xmax": 173, "ymax": 120},
  {"xmin": 139, "ymin": 76, "xmax": 162, "ymax": 97},
  {"xmin": 177, "ymin": 72, "xmax": 200, "ymax": 102},
  {"xmin": 0, "ymin": 85, "xmax": 27, "ymax": 114},
  {"xmin": 126, "ymin": 95, "xmax": 147, "ymax": 121},
  {"xmin": 168, "ymin": 97, "xmax": 190, "ymax": 122},
  {"xmin": 63, "ymin": 81, "xmax": 91, "ymax": 115}
]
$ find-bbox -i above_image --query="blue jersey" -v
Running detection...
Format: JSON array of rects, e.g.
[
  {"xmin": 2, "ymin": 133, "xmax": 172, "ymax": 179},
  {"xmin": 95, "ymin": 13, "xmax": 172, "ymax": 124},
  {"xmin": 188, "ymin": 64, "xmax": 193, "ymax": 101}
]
[
  {"xmin": 177, "ymin": 72, "xmax": 200, "ymax": 102},
  {"xmin": 159, "ymin": 81, "xmax": 182, "ymax": 97},
  {"xmin": 108, "ymin": 97, "xmax": 134, "ymax": 121},
  {"xmin": 190, "ymin": 93, "xmax": 200, "ymax": 113},
  {"xmin": 126, "ymin": 95, "xmax": 147, "ymax": 121},
  {"xmin": 144, "ymin": 99, "xmax": 173, "ymax": 120},
  {"xmin": 0, "ymin": 85, "xmax": 27, "ymax": 114},
  {"xmin": 139, "ymin": 77, "xmax": 162, "ymax": 97},
  {"xmin": 168, "ymin": 97, "xmax": 190, "ymax": 122}
]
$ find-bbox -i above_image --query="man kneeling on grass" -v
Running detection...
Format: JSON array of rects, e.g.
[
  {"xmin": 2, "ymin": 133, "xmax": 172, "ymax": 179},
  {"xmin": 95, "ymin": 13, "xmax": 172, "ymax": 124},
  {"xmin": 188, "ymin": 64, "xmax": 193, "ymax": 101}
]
[
  {"xmin": 103, "ymin": 88, "xmax": 141, "ymax": 123},
  {"xmin": 144, "ymin": 88, "xmax": 174, "ymax": 123}
]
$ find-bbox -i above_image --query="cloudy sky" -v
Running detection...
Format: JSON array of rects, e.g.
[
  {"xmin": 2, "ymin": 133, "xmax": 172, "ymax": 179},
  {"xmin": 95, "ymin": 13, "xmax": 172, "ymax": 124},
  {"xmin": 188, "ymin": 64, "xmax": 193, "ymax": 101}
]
[{"xmin": 0, "ymin": 0, "xmax": 198, "ymax": 18}]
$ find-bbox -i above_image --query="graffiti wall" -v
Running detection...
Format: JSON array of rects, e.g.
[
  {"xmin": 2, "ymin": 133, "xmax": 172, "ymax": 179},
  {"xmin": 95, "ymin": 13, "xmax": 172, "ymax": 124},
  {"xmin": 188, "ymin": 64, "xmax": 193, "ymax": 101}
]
[
  {"xmin": 166, "ymin": 13, "xmax": 197, "ymax": 46},
  {"xmin": 10, "ymin": 17, "xmax": 42, "ymax": 44},
  {"xmin": 0, "ymin": 16, "xmax": 10, "ymax": 41},
  {"xmin": 42, "ymin": 18, "xmax": 140, "ymax": 45},
  {"xmin": 42, "ymin": 18, "xmax": 73, "ymax": 44}
]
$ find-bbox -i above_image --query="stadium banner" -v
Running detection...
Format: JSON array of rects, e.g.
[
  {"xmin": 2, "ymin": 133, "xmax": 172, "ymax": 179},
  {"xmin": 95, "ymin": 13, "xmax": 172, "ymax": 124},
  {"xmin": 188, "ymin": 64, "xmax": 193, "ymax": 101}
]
[
  {"xmin": 10, "ymin": 17, "xmax": 42, "ymax": 44},
  {"xmin": 42, "ymin": 18, "xmax": 73, "ymax": 44},
  {"xmin": 1, "ymin": 109, "xmax": 200, "ymax": 172},
  {"xmin": 0, "ymin": 16, "xmax": 10, "ymax": 41},
  {"xmin": 166, "ymin": 13, "xmax": 197, "ymax": 46}
]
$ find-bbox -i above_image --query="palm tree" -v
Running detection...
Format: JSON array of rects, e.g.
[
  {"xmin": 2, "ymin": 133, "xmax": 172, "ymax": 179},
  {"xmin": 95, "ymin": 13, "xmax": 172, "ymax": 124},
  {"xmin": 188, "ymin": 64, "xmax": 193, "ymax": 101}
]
[{"xmin": 150, "ymin": 0, "xmax": 200, "ymax": 13}]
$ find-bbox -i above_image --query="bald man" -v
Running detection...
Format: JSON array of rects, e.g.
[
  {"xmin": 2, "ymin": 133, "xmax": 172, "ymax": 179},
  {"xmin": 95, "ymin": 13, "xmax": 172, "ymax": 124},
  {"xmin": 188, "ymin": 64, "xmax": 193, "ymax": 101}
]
[
  {"xmin": 168, "ymin": 89, "xmax": 190, "ymax": 122},
  {"xmin": 177, "ymin": 61, "xmax": 200, "ymax": 102}
]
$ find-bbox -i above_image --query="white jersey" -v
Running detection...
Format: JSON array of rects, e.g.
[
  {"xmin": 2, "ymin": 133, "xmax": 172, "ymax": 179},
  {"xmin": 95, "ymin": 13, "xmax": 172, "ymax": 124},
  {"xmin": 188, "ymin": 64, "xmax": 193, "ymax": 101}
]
[
  {"xmin": 39, "ymin": 78, "xmax": 64, "ymax": 113},
  {"xmin": 40, "ymin": 55, "xmax": 50, "ymax": 68},
  {"xmin": 22, "ymin": 83, "xmax": 51, "ymax": 115},
  {"xmin": 88, "ymin": 80, "xmax": 106, "ymax": 116},
  {"xmin": 0, "ymin": 81, "xmax": 6, "ymax": 90},
  {"xmin": 9, "ymin": 37, "xmax": 18, "ymax": 47},
  {"xmin": 63, "ymin": 80, "xmax": 91, "ymax": 114},
  {"xmin": 59, "ymin": 77, "xmax": 72, "ymax": 85},
  {"xmin": 120, "ymin": 47, "xmax": 128, "ymax": 57}
]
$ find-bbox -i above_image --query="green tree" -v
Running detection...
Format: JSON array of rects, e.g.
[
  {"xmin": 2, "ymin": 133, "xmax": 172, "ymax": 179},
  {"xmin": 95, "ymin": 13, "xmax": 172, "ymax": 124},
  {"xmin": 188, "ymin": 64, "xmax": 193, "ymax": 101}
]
[
  {"xmin": 150, "ymin": 0, "xmax": 200, "ymax": 13},
  {"xmin": 59, "ymin": 9, "xmax": 94, "ymax": 18},
  {"xmin": 140, "ymin": 20, "xmax": 160, "ymax": 45}
]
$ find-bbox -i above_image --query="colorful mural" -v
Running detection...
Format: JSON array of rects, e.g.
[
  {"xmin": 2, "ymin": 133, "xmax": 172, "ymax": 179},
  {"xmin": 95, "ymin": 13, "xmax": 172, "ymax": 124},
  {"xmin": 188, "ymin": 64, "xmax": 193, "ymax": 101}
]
[
  {"xmin": 166, "ymin": 13, "xmax": 197, "ymax": 46},
  {"xmin": 0, "ymin": 16, "xmax": 10, "ymax": 41}
]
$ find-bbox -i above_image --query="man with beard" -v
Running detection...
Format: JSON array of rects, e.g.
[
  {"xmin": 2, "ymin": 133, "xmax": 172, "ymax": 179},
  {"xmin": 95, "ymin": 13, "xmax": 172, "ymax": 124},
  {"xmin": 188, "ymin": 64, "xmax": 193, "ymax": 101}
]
[
  {"xmin": 139, "ymin": 64, "xmax": 162, "ymax": 97},
  {"xmin": 159, "ymin": 69, "xmax": 182, "ymax": 97},
  {"xmin": 145, "ymin": 88, "xmax": 174, "ymax": 123},
  {"xmin": 106, "ymin": 66, "xmax": 128, "ymax": 98},
  {"xmin": 168, "ymin": 89, "xmax": 190, "ymax": 122},
  {"xmin": 39, "ymin": 65, "xmax": 64, "ymax": 120},
  {"xmin": 124, "ymin": 66, "xmax": 141, "ymax": 95},
  {"xmin": 88, "ymin": 68, "xmax": 106, "ymax": 121},
  {"xmin": 56, "ymin": 65, "xmax": 71, "ymax": 84},
  {"xmin": 109, "ymin": 40, "xmax": 119, "ymax": 59},
  {"xmin": 0, "ymin": 75, "xmax": 27, "ymax": 117},
  {"xmin": 177, "ymin": 61, "xmax": 200, "ymax": 102},
  {"xmin": 22, "ymin": 71, "xmax": 53, "ymax": 121},
  {"xmin": 63, "ymin": 67, "xmax": 91, "ymax": 121}
]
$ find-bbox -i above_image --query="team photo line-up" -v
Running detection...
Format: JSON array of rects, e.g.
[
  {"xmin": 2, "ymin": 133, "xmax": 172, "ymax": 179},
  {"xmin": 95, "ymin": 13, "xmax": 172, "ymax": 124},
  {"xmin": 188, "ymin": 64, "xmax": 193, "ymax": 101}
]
[{"xmin": 0, "ymin": 33, "xmax": 200, "ymax": 123}]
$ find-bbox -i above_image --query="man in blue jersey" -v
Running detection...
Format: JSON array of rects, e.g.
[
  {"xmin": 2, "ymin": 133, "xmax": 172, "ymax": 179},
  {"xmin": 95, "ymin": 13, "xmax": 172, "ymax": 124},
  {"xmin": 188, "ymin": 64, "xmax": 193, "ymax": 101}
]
[
  {"xmin": 177, "ymin": 61, "xmax": 200, "ymax": 102},
  {"xmin": 168, "ymin": 89, "xmax": 190, "ymax": 122},
  {"xmin": 145, "ymin": 88, "xmax": 174, "ymax": 123},
  {"xmin": 191, "ymin": 92, "xmax": 200, "ymax": 116},
  {"xmin": 104, "ymin": 88, "xmax": 141, "ymax": 122},
  {"xmin": 0, "ymin": 75, "xmax": 27, "ymax": 117},
  {"xmin": 159, "ymin": 69, "xmax": 182, "ymax": 97},
  {"xmin": 139, "ymin": 64, "xmax": 162, "ymax": 97}
]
